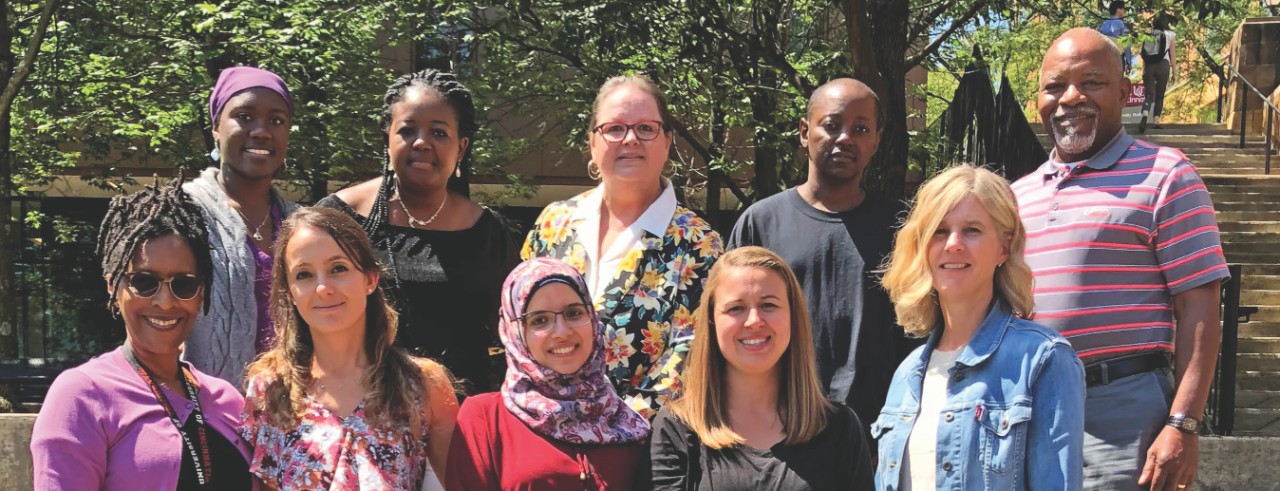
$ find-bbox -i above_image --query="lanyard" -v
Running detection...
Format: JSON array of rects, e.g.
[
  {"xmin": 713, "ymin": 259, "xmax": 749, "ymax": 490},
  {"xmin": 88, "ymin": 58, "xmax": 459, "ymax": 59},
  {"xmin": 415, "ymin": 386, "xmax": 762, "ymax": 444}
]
[{"xmin": 122, "ymin": 345, "xmax": 214, "ymax": 485}]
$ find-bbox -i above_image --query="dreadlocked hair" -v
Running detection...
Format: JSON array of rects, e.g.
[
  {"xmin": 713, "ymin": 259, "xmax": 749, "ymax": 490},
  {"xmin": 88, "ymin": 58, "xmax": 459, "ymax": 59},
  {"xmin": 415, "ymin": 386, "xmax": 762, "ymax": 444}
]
[
  {"xmin": 365, "ymin": 69, "xmax": 479, "ymax": 241},
  {"xmin": 97, "ymin": 172, "xmax": 213, "ymax": 315},
  {"xmin": 244, "ymin": 207, "xmax": 446, "ymax": 438}
]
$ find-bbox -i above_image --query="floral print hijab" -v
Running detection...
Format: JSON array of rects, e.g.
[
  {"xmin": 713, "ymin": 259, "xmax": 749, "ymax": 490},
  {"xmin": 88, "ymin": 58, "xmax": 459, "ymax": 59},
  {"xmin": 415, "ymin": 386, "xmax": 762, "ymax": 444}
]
[{"xmin": 499, "ymin": 257, "xmax": 650, "ymax": 444}]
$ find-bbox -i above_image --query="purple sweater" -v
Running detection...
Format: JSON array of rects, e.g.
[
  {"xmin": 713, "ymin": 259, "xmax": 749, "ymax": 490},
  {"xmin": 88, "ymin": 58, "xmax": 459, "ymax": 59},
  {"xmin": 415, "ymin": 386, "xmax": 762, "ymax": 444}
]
[{"xmin": 30, "ymin": 347, "xmax": 253, "ymax": 490}]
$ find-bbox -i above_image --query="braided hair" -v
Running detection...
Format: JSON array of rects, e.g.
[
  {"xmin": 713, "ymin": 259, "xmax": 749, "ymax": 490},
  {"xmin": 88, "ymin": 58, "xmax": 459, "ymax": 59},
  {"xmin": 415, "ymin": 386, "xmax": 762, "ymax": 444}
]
[
  {"xmin": 364, "ymin": 69, "xmax": 478, "ymax": 243},
  {"xmin": 97, "ymin": 173, "xmax": 213, "ymax": 315}
]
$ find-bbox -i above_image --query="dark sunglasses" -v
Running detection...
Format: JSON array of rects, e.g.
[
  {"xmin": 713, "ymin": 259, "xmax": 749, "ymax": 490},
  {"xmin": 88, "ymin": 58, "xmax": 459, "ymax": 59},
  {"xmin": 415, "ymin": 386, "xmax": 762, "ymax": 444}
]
[{"xmin": 124, "ymin": 272, "xmax": 203, "ymax": 301}]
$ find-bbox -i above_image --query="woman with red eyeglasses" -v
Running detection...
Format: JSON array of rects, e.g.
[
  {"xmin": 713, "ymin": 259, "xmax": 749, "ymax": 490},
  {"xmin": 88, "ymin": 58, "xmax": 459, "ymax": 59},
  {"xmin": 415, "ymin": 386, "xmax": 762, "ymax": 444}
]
[
  {"xmin": 521, "ymin": 75, "xmax": 723, "ymax": 419},
  {"xmin": 31, "ymin": 177, "xmax": 255, "ymax": 490}
]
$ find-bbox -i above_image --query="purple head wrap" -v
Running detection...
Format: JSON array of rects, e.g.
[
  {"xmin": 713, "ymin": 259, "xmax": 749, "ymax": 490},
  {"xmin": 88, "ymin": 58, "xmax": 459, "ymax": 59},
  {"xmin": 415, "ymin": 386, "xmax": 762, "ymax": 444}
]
[
  {"xmin": 499, "ymin": 257, "xmax": 650, "ymax": 444},
  {"xmin": 208, "ymin": 66, "xmax": 294, "ymax": 122}
]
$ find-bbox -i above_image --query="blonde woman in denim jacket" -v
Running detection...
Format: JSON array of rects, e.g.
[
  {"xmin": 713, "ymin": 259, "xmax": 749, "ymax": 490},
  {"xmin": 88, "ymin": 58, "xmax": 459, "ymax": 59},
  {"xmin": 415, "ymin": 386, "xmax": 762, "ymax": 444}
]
[{"xmin": 874, "ymin": 165, "xmax": 1084, "ymax": 490}]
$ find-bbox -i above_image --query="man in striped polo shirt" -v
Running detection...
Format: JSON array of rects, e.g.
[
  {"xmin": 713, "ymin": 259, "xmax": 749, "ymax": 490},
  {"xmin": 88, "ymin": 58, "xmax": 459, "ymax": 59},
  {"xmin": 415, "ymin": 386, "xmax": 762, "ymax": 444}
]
[{"xmin": 1014, "ymin": 28, "xmax": 1229, "ymax": 490}]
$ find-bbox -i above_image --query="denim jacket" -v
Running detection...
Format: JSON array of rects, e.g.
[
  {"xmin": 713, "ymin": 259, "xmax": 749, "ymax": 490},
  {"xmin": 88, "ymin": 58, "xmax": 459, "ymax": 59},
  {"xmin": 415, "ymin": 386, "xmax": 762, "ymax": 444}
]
[{"xmin": 871, "ymin": 303, "xmax": 1085, "ymax": 490}]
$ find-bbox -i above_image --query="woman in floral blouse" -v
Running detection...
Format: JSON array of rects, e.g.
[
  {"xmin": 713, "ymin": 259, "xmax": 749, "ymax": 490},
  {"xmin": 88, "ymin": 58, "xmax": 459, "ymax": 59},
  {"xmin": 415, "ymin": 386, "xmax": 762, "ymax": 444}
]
[
  {"xmin": 522, "ymin": 75, "xmax": 723, "ymax": 419},
  {"xmin": 241, "ymin": 207, "xmax": 458, "ymax": 490}
]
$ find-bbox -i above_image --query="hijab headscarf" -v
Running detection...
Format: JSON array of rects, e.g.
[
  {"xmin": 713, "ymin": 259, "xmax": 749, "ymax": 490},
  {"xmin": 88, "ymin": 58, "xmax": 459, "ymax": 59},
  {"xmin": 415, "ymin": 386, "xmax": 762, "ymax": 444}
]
[
  {"xmin": 208, "ymin": 66, "xmax": 294, "ymax": 121},
  {"xmin": 499, "ymin": 258, "xmax": 650, "ymax": 444}
]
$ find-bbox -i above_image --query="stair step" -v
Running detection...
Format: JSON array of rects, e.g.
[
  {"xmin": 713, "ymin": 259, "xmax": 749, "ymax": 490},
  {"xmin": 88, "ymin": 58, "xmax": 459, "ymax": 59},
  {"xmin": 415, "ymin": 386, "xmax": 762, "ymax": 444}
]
[
  {"xmin": 1244, "ymin": 306, "xmax": 1280, "ymax": 323},
  {"xmin": 1242, "ymin": 265, "xmax": 1280, "ymax": 276},
  {"xmin": 1225, "ymin": 252, "xmax": 1280, "ymax": 264},
  {"xmin": 1213, "ymin": 200, "xmax": 1280, "ymax": 211},
  {"xmin": 1217, "ymin": 211, "xmax": 1280, "ymax": 222},
  {"xmin": 1239, "ymin": 370, "xmax": 1280, "ymax": 391},
  {"xmin": 1231, "ymin": 407, "xmax": 1280, "ymax": 435},
  {"xmin": 1237, "ymin": 353, "xmax": 1280, "ymax": 371},
  {"xmin": 1225, "ymin": 243, "xmax": 1280, "ymax": 255},
  {"xmin": 1220, "ymin": 221, "xmax": 1280, "ymax": 233},
  {"xmin": 1239, "ymin": 337, "xmax": 1280, "ymax": 353},
  {"xmin": 1240, "ymin": 322, "xmax": 1280, "ymax": 338},
  {"xmin": 1203, "ymin": 175, "xmax": 1280, "ymax": 185},
  {"xmin": 1236, "ymin": 389, "xmax": 1280, "ymax": 409},
  {"xmin": 1241, "ymin": 275, "xmax": 1280, "ymax": 291}
]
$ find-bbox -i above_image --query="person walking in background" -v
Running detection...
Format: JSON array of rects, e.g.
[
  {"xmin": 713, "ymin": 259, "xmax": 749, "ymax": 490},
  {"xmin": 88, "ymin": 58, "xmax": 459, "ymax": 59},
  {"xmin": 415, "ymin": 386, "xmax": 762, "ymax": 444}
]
[
  {"xmin": 1017, "ymin": 28, "xmax": 1227, "ymax": 490},
  {"xmin": 32, "ymin": 177, "xmax": 254, "ymax": 490},
  {"xmin": 240, "ymin": 208, "xmax": 458, "ymax": 490},
  {"xmin": 875, "ymin": 164, "xmax": 1084, "ymax": 491},
  {"xmin": 184, "ymin": 66, "xmax": 300, "ymax": 389},
  {"xmin": 729, "ymin": 78, "xmax": 912, "ymax": 445},
  {"xmin": 317, "ymin": 69, "xmax": 518, "ymax": 395},
  {"xmin": 647, "ymin": 246, "xmax": 874, "ymax": 491},
  {"xmin": 1098, "ymin": 1, "xmax": 1133, "ymax": 76},
  {"xmin": 447, "ymin": 258, "xmax": 650, "ymax": 490},
  {"xmin": 522, "ymin": 75, "xmax": 723, "ymax": 418},
  {"xmin": 1139, "ymin": 15, "xmax": 1176, "ymax": 133}
]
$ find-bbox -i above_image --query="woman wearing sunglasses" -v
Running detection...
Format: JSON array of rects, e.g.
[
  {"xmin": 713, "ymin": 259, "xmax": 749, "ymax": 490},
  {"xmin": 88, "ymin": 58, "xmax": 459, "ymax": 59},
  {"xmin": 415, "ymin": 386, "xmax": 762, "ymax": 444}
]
[
  {"xmin": 522, "ymin": 75, "xmax": 722, "ymax": 419},
  {"xmin": 446, "ymin": 258, "xmax": 650, "ymax": 490},
  {"xmin": 31, "ymin": 177, "xmax": 255, "ymax": 490}
]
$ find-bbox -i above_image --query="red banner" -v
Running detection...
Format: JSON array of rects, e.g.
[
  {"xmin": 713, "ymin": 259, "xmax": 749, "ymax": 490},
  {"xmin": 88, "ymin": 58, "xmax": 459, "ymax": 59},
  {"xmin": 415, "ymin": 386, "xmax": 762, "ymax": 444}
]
[{"xmin": 1127, "ymin": 83, "xmax": 1146, "ymax": 107}]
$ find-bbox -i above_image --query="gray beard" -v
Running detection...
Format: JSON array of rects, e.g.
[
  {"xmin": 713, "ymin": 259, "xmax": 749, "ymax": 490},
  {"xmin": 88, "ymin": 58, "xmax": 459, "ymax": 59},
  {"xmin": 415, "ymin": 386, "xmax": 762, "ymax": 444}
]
[{"xmin": 1052, "ymin": 123, "xmax": 1096, "ymax": 157}]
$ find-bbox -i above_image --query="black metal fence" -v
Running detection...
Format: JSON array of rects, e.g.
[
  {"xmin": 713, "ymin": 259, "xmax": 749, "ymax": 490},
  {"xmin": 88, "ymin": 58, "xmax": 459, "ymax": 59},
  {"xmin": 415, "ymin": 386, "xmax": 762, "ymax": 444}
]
[{"xmin": 1206, "ymin": 263, "xmax": 1256, "ymax": 436}]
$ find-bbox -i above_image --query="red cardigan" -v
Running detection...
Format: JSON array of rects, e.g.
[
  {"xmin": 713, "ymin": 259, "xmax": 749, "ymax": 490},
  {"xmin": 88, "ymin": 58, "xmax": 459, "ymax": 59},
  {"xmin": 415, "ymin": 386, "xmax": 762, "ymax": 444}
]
[{"xmin": 446, "ymin": 393, "xmax": 645, "ymax": 491}]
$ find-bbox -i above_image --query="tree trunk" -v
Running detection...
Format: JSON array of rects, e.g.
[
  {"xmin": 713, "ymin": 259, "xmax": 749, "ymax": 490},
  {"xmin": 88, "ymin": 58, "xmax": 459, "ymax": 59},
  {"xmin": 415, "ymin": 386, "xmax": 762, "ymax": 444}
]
[{"xmin": 867, "ymin": 0, "xmax": 910, "ymax": 199}]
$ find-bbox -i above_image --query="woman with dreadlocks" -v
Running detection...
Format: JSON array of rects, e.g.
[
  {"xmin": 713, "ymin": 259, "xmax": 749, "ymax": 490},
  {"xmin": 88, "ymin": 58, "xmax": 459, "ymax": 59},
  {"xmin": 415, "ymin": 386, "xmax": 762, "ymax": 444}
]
[
  {"xmin": 317, "ymin": 69, "xmax": 518, "ymax": 394},
  {"xmin": 184, "ymin": 66, "xmax": 300, "ymax": 389},
  {"xmin": 31, "ymin": 176, "xmax": 255, "ymax": 490},
  {"xmin": 240, "ymin": 207, "xmax": 459, "ymax": 490}
]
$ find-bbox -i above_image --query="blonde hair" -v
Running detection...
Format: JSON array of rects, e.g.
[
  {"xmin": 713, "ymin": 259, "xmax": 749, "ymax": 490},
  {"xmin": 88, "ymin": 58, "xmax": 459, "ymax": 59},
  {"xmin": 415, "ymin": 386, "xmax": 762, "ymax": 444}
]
[
  {"xmin": 882, "ymin": 164, "xmax": 1035, "ymax": 337},
  {"xmin": 244, "ymin": 208, "xmax": 445, "ymax": 437},
  {"xmin": 671, "ymin": 246, "xmax": 832, "ymax": 449},
  {"xmin": 588, "ymin": 74, "xmax": 672, "ymax": 132}
]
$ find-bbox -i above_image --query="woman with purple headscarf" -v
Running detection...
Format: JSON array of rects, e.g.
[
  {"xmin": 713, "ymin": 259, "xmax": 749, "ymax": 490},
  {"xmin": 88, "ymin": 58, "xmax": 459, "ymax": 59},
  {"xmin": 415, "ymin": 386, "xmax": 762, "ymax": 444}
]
[
  {"xmin": 446, "ymin": 258, "xmax": 650, "ymax": 490},
  {"xmin": 183, "ymin": 66, "xmax": 301, "ymax": 389}
]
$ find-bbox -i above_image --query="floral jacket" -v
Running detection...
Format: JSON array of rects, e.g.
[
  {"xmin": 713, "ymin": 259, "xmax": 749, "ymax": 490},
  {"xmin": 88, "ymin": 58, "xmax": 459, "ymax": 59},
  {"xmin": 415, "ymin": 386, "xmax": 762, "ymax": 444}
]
[{"xmin": 522, "ymin": 192, "xmax": 722, "ymax": 419}]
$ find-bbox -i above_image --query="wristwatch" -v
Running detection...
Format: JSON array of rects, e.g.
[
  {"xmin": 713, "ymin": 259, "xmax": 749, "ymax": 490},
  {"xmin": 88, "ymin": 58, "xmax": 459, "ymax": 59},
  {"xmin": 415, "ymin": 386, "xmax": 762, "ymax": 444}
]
[{"xmin": 1166, "ymin": 413, "xmax": 1200, "ymax": 434}]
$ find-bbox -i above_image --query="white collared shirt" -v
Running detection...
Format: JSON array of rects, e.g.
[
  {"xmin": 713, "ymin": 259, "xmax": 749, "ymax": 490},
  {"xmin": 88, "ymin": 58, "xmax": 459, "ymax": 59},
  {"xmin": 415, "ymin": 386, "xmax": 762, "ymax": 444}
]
[{"xmin": 570, "ymin": 181, "xmax": 678, "ymax": 297}]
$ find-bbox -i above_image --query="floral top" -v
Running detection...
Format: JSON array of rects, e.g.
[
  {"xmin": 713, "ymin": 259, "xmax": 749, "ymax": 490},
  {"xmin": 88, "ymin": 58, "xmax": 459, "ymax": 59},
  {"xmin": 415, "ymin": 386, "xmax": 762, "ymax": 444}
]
[
  {"xmin": 240, "ymin": 374, "xmax": 429, "ymax": 491},
  {"xmin": 522, "ymin": 191, "xmax": 722, "ymax": 419}
]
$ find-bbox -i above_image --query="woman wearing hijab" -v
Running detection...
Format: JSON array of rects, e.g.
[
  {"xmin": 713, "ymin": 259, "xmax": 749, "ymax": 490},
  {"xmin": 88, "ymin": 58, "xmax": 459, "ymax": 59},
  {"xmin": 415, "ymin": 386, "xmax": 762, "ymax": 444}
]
[
  {"xmin": 184, "ymin": 66, "xmax": 300, "ymax": 388},
  {"xmin": 446, "ymin": 258, "xmax": 650, "ymax": 490}
]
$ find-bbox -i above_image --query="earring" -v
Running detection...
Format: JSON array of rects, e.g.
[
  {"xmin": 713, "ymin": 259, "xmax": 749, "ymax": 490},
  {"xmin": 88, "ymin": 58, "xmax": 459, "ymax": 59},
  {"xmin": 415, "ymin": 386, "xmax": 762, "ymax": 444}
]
[
  {"xmin": 209, "ymin": 144, "xmax": 220, "ymax": 162},
  {"xmin": 455, "ymin": 162, "xmax": 462, "ymax": 178},
  {"xmin": 588, "ymin": 162, "xmax": 602, "ymax": 180}
]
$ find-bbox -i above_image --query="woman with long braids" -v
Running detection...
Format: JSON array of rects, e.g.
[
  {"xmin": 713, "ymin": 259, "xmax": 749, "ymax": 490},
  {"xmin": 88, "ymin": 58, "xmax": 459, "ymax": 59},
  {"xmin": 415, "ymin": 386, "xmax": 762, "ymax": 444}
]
[
  {"xmin": 240, "ymin": 207, "xmax": 459, "ymax": 490},
  {"xmin": 31, "ymin": 176, "xmax": 254, "ymax": 490},
  {"xmin": 317, "ymin": 69, "xmax": 518, "ymax": 394},
  {"xmin": 184, "ymin": 66, "xmax": 300, "ymax": 389}
]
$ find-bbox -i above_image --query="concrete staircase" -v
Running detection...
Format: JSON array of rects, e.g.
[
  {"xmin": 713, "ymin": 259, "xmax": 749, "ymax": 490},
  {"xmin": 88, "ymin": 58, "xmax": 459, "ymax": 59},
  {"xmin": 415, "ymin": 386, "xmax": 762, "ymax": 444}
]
[{"xmin": 1041, "ymin": 124, "xmax": 1280, "ymax": 436}]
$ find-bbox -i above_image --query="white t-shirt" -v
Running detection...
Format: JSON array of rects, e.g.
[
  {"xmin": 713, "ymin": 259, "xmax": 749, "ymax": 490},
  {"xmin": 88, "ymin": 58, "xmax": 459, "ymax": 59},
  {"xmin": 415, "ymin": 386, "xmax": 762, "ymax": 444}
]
[
  {"xmin": 569, "ymin": 181, "xmax": 677, "ymax": 297},
  {"xmin": 900, "ymin": 347, "xmax": 963, "ymax": 491}
]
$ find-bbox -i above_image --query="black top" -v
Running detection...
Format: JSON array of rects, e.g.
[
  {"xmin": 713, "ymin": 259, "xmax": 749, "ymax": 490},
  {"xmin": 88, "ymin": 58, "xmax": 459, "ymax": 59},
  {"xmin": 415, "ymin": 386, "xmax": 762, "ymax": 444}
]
[
  {"xmin": 728, "ymin": 189, "xmax": 920, "ymax": 440},
  {"xmin": 317, "ymin": 196, "xmax": 519, "ymax": 393},
  {"xmin": 176, "ymin": 417, "xmax": 252, "ymax": 490},
  {"xmin": 647, "ymin": 404, "xmax": 874, "ymax": 491}
]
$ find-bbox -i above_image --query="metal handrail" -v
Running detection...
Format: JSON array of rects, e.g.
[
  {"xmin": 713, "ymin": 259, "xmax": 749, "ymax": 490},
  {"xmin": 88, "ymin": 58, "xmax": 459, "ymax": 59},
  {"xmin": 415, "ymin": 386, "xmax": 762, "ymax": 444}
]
[{"xmin": 1217, "ymin": 62, "xmax": 1278, "ymax": 174}]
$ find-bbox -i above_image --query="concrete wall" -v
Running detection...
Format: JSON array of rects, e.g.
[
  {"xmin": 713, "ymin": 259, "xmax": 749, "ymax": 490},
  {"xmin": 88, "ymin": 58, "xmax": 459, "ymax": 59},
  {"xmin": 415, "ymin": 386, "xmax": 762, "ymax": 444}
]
[
  {"xmin": 0, "ymin": 412, "xmax": 1276, "ymax": 490},
  {"xmin": 1225, "ymin": 17, "xmax": 1280, "ymax": 133}
]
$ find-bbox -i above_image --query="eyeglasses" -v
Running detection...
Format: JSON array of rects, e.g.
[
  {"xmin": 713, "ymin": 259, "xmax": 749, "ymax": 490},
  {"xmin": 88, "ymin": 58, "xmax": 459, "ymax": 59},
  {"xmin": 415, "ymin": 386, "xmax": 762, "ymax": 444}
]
[
  {"xmin": 592, "ymin": 121, "xmax": 666, "ymax": 142},
  {"xmin": 518, "ymin": 304, "xmax": 593, "ymax": 332},
  {"xmin": 124, "ymin": 272, "xmax": 203, "ymax": 301}
]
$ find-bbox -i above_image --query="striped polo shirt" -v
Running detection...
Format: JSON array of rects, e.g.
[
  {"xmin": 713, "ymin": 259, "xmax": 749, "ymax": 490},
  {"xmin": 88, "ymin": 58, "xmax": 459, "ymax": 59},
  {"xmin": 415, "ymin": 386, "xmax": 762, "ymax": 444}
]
[{"xmin": 1012, "ymin": 129, "xmax": 1229, "ymax": 363}]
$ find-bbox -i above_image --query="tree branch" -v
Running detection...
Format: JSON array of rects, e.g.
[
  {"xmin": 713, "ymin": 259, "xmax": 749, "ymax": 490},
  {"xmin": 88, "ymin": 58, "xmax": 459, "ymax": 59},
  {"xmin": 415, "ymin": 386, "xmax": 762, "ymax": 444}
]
[
  {"xmin": 1, "ymin": 0, "xmax": 60, "ymax": 119},
  {"xmin": 904, "ymin": 0, "xmax": 984, "ymax": 70}
]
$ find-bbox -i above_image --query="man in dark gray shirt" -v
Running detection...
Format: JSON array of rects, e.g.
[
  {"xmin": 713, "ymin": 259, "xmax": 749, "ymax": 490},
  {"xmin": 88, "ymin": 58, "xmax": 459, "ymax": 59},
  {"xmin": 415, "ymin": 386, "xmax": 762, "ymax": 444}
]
[{"xmin": 729, "ymin": 78, "xmax": 914, "ymax": 440}]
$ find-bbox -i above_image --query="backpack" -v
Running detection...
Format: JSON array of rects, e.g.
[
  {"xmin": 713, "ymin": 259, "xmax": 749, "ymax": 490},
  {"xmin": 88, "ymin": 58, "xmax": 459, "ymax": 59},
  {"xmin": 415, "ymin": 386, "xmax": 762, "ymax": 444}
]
[{"xmin": 1141, "ymin": 30, "xmax": 1169, "ymax": 63}]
